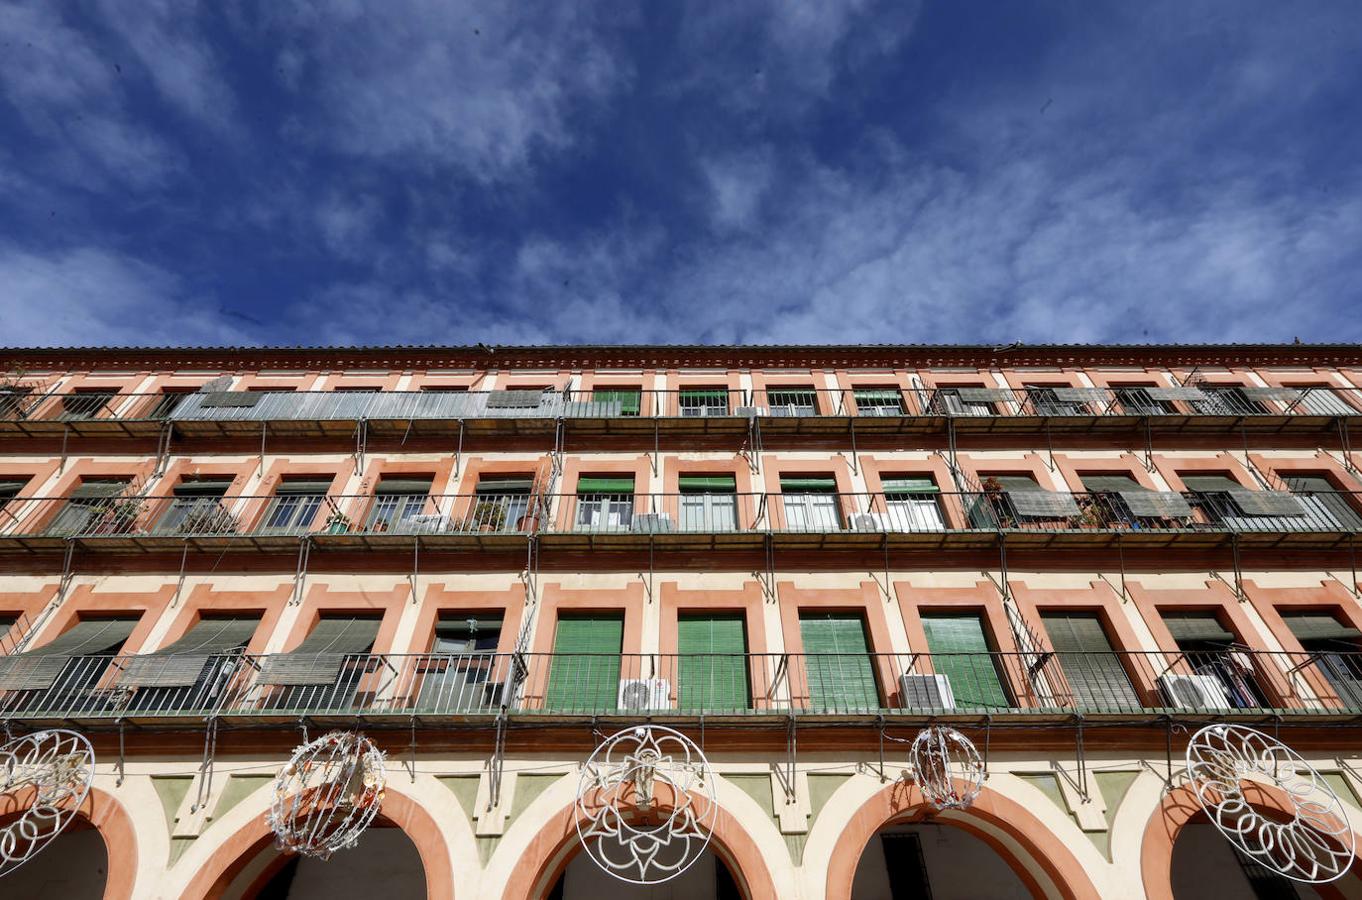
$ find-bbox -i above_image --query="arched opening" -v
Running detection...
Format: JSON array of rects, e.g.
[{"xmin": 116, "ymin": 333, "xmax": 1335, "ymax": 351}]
[
  {"xmin": 1169, "ymin": 818, "xmax": 1358, "ymax": 900},
  {"xmin": 222, "ymin": 823, "xmax": 426, "ymax": 900},
  {"xmin": 850, "ymin": 821, "xmax": 1034, "ymax": 899},
  {"xmin": 0, "ymin": 821, "xmax": 109, "ymax": 897},
  {"xmin": 547, "ymin": 846, "xmax": 743, "ymax": 900}
]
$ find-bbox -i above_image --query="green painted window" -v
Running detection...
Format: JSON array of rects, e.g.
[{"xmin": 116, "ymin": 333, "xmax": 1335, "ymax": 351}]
[
  {"xmin": 677, "ymin": 615, "xmax": 749, "ymax": 711},
  {"xmin": 799, "ymin": 613, "xmax": 879, "ymax": 711},
  {"xmin": 920, "ymin": 614, "xmax": 1010, "ymax": 710},
  {"xmin": 592, "ymin": 389, "xmax": 641, "ymax": 416},
  {"xmin": 1041, "ymin": 613, "xmax": 1140, "ymax": 711},
  {"xmin": 545, "ymin": 615, "xmax": 623, "ymax": 712}
]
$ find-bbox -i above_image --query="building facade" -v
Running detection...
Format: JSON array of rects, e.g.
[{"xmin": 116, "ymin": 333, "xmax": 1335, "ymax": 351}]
[{"xmin": 1, "ymin": 343, "xmax": 1362, "ymax": 899}]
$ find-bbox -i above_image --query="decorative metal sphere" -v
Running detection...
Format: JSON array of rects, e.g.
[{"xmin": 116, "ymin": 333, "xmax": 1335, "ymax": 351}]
[
  {"xmin": 268, "ymin": 731, "xmax": 386, "ymax": 860},
  {"xmin": 909, "ymin": 726, "xmax": 985, "ymax": 811},
  {"xmin": 1185, "ymin": 724, "xmax": 1354, "ymax": 883},
  {"xmin": 576, "ymin": 725, "xmax": 716, "ymax": 884},
  {"xmin": 0, "ymin": 729, "xmax": 95, "ymax": 879}
]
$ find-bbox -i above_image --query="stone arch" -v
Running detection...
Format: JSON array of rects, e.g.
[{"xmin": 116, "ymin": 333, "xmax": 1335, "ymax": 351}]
[
  {"xmin": 824, "ymin": 780, "xmax": 1102, "ymax": 900},
  {"xmin": 0, "ymin": 785, "xmax": 139, "ymax": 900},
  {"xmin": 180, "ymin": 784, "xmax": 454, "ymax": 900},
  {"xmin": 1141, "ymin": 781, "xmax": 1362, "ymax": 900},
  {"xmin": 501, "ymin": 797, "xmax": 780, "ymax": 900}
]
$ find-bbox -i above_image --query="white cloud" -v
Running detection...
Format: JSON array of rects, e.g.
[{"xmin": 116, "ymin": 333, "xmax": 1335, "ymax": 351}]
[
  {"xmin": 701, "ymin": 148, "xmax": 775, "ymax": 232},
  {"xmin": 260, "ymin": 1, "xmax": 629, "ymax": 180},
  {"xmin": 0, "ymin": 247, "xmax": 252, "ymax": 347}
]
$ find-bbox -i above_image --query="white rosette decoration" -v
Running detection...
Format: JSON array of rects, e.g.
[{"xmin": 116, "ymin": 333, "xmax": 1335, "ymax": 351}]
[
  {"xmin": 0, "ymin": 729, "xmax": 94, "ymax": 878},
  {"xmin": 1186, "ymin": 724, "xmax": 1355, "ymax": 883},
  {"xmin": 910, "ymin": 725, "xmax": 985, "ymax": 811},
  {"xmin": 268, "ymin": 731, "xmax": 386, "ymax": 860},
  {"xmin": 576, "ymin": 726, "xmax": 716, "ymax": 884}
]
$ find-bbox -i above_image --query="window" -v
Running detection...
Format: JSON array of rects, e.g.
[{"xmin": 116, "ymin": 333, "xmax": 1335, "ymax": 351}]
[
  {"xmin": 799, "ymin": 613, "xmax": 878, "ymax": 711},
  {"xmin": 931, "ymin": 387, "xmax": 994, "ymax": 416},
  {"xmin": 920, "ymin": 614, "xmax": 1010, "ymax": 710},
  {"xmin": 880, "ymin": 833, "xmax": 932, "ymax": 898},
  {"xmin": 779, "ymin": 476, "xmax": 841, "ymax": 531},
  {"xmin": 575, "ymin": 476, "xmax": 634, "ymax": 531},
  {"xmin": 1113, "ymin": 386, "xmax": 1174, "ymax": 415},
  {"xmin": 418, "ymin": 616, "xmax": 505, "ymax": 711},
  {"xmin": 853, "ymin": 388, "xmax": 904, "ymax": 417},
  {"xmin": 0, "ymin": 479, "xmax": 26, "ymax": 514},
  {"xmin": 1282, "ymin": 475, "xmax": 1362, "ymax": 530},
  {"xmin": 1282, "ymin": 613, "xmax": 1362, "ymax": 709},
  {"xmin": 679, "ymin": 388, "xmax": 729, "ymax": 417},
  {"xmin": 1194, "ymin": 386, "xmax": 1266, "ymax": 416},
  {"xmin": 677, "ymin": 615, "xmax": 749, "ymax": 711},
  {"xmin": 147, "ymin": 390, "xmax": 193, "ymax": 419},
  {"xmin": 0, "ymin": 385, "xmax": 33, "ymax": 420},
  {"xmin": 678, "ymin": 474, "xmax": 738, "ymax": 532},
  {"xmin": 1161, "ymin": 613, "xmax": 1260, "ymax": 708},
  {"xmin": 260, "ymin": 479, "xmax": 331, "ymax": 534},
  {"xmin": 256, "ymin": 616, "xmax": 382, "ymax": 712},
  {"xmin": 121, "ymin": 616, "xmax": 259, "ymax": 712},
  {"xmin": 880, "ymin": 476, "xmax": 944, "ymax": 531},
  {"xmin": 156, "ymin": 478, "xmax": 235, "ymax": 534},
  {"xmin": 975, "ymin": 474, "xmax": 1079, "ymax": 527},
  {"xmin": 1041, "ymin": 613, "xmax": 1139, "ymax": 710},
  {"xmin": 1024, "ymin": 385, "xmax": 1084, "ymax": 416},
  {"xmin": 545, "ymin": 615, "xmax": 623, "ymax": 712},
  {"xmin": 766, "ymin": 388, "xmax": 817, "ymax": 417},
  {"xmin": 0, "ymin": 617, "xmax": 139, "ymax": 713},
  {"xmin": 59, "ymin": 390, "xmax": 117, "ymax": 421},
  {"xmin": 591, "ymin": 388, "xmax": 642, "ymax": 417},
  {"xmin": 46, "ymin": 479, "xmax": 132, "ymax": 535},
  {"xmin": 367, "ymin": 478, "xmax": 433, "ymax": 532},
  {"xmin": 473, "ymin": 476, "xmax": 533, "ymax": 532}
]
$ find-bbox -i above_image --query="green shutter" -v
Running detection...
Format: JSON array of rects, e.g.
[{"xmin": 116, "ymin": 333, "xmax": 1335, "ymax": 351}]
[
  {"xmin": 1080, "ymin": 475, "xmax": 1143, "ymax": 493},
  {"xmin": 677, "ymin": 616, "xmax": 748, "ymax": 711},
  {"xmin": 1282, "ymin": 614, "xmax": 1362, "ymax": 642},
  {"xmin": 780, "ymin": 477, "xmax": 837, "ymax": 492},
  {"xmin": 881, "ymin": 477, "xmax": 938, "ymax": 494},
  {"xmin": 576, "ymin": 476, "xmax": 635, "ymax": 494},
  {"xmin": 593, "ymin": 390, "xmax": 641, "ymax": 416},
  {"xmin": 920, "ymin": 615, "xmax": 1009, "ymax": 710},
  {"xmin": 678, "ymin": 475, "xmax": 737, "ymax": 491},
  {"xmin": 1180, "ymin": 475, "xmax": 1243, "ymax": 493},
  {"xmin": 681, "ymin": 389, "xmax": 729, "ymax": 401},
  {"xmin": 546, "ymin": 615, "xmax": 623, "ymax": 712},
  {"xmin": 1041, "ymin": 613, "xmax": 1140, "ymax": 711},
  {"xmin": 991, "ymin": 475, "xmax": 1041, "ymax": 492},
  {"xmin": 799, "ymin": 614, "xmax": 879, "ymax": 711},
  {"xmin": 855, "ymin": 389, "xmax": 902, "ymax": 403}
]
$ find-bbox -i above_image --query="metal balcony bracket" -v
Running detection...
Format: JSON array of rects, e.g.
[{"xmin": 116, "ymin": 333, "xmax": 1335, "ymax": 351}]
[
  {"xmin": 290, "ymin": 537, "xmax": 312, "ymax": 606},
  {"xmin": 453, "ymin": 420, "xmax": 464, "ymax": 478},
  {"xmin": 353, "ymin": 419, "xmax": 368, "ymax": 476},
  {"xmin": 58, "ymin": 538, "xmax": 77, "ymax": 605},
  {"xmin": 848, "ymin": 420, "xmax": 859, "ymax": 476},
  {"xmin": 1351, "ymin": 538, "xmax": 1361, "ymax": 600},
  {"xmin": 946, "ymin": 417, "xmax": 958, "ymax": 473},
  {"xmin": 408, "ymin": 717, "xmax": 418, "ymax": 785},
  {"xmin": 1339, "ymin": 418, "xmax": 1357, "ymax": 474},
  {"xmin": 1044, "ymin": 424, "xmax": 1056, "ymax": 472},
  {"xmin": 258, "ymin": 423, "xmax": 267, "ymax": 478},
  {"xmin": 171, "ymin": 543, "xmax": 190, "ymax": 608},
  {"xmin": 761, "ymin": 534, "xmax": 777, "ymax": 604},
  {"xmin": 189, "ymin": 718, "xmax": 220, "ymax": 813},
  {"xmin": 154, "ymin": 421, "xmax": 173, "ymax": 478},
  {"xmin": 774, "ymin": 715, "xmax": 797, "ymax": 804},
  {"xmin": 876, "ymin": 716, "xmax": 889, "ymax": 784},
  {"xmin": 115, "ymin": 718, "xmax": 126, "ymax": 787},
  {"xmin": 652, "ymin": 419, "xmax": 659, "ymax": 477},
  {"xmin": 58, "ymin": 423, "xmax": 70, "ymax": 474},
  {"xmin": 1143, "ymin": 419, "xmax": 1155, "ymax": 472},
  {"xmin": 1051, "ymin": 717, "xmax": 1090, "ymax": 804}
]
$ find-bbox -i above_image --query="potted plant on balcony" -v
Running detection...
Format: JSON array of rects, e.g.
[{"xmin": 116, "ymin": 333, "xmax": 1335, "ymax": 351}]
[
  {"xmin": 94, "ymin": 496, "xmax": 146, "ymax": 535},
  {"xmin": 469, "ymin": 500, "xmax": 507, "ymax": 533},
  {"xmin": 323, "ymin": 511, "xmax": 352, "ymax": 534},
  {"xmin": 178, "ymin": 503, "xmax": 238, "ymax": 535}
]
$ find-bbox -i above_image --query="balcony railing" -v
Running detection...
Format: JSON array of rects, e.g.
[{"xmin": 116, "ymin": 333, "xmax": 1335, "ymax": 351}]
[
  {"xmin": 5, "ymin": 649, "xmax": 1361, "ymax": 721},
  {"xmin": 4, "ymin": 385, "xmax": 1360, "ymax": 424},
  {"xmin": 2, "ymin": 489, "xmax": 1359, "ymax": 542}
]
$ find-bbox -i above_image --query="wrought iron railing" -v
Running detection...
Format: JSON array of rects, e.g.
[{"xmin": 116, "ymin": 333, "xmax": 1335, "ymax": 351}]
[
  {"xmin": 4, "ymin": 385, "xmax": 1360, "ymax": 423},
  {"xmin": 4, "ymin": 649, "xmax": 1361, "ymax": 719},
  {"xmin": 2, "ymin": 489, "xmax": 1359, "ymax": 540}
]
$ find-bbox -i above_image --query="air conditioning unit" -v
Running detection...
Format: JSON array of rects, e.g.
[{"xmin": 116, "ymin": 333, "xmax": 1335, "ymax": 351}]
[
  {"xmin": 618, "ymin": 678, "xmax": 672, "ymax": 711},
  {"xmin": 1158, "ymin": 674, "xmax": 1232, "ymax": 710},
  {"xmin": 899, "ymin": 674, "xmax": 955, "ymax": 709},
  {"xmin": 736, "ymin": 406, "xmax": 767, "ymax": 417},
  {"xmin": 850, "ymin": 513, "xmax": 887, "ymax": 532},
  {"xmin": 632, "ymin": 513, "xmax": 676, "ymax": 533}
]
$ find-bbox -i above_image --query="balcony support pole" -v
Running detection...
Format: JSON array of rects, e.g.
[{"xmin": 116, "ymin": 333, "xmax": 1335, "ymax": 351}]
[
  {"xmin": 1044, "ymin": 423, "xmax": 1056, "ymax": 472},
  {"xmin": 779, "ymin": 715, "xmax": 797, "ymax": 804},
  {"xmin": 489, "ymin": 712, "xmax": 508, "ymax": 810},
  {"xmin": 409, "ymin": 537, "xmax": 421, "ymax": 605},
  {"xmin": 453, "ymin": 420, "xmax": 463, "ymax": 478},
  {"xmin": 848, "ymin": 420, "xmax": 859, "ymax": 476},
  {"xmin": 258, "ymin": 422, "xmax": 266, "ymax": 478},
  {"xmin": 408, "ymin": 717, "xmax": 417, "ymax": 784},
  {"xmin": 154, "ymin": 421, "xmax": 173, "ymax": 478},
  {"xmin": 58, "ymin": 422, "xmax": 69, "ymax": 474},
  {"xmin": 652, "ymin": 419, "xmax": 659, "ymax": 477},
  {"xmin": 1143, "ymin": 418, "xmax": 1154, "ymax": 472},
  {"xmin": 190, "ymin": 718, "xmax": 220, "ymax": 813},
  {"xmin": 353, "ymin": 419, "xmax": 368, "ymax": 476},
  {"xmin": 876, "ymin": 715, "xmax": 887, "ymax": 783},
  {"xmin": 290, "ymin": 537, "xmax": 311, "ymax": 606},
  {"xmin": 115, "ymin": 718, "xmax": 125, "ymax": 787},
  {"xmin": 171, "ymin": 542, "xmax": 189, "ymax": 608},
  {"xmin": 947, "ymin": 416, "xmax": 958, "ymax": 474},
  {"xmin": 1351, "ymin": 538, "xmax": 1360, "ymax": 600},
  {"xmin": 1339, "ymin": 418, "xmax": 1357, "ymax": 474}
]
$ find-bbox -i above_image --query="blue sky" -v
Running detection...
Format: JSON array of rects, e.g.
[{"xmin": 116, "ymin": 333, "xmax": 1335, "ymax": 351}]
[{"xmin": 1, "ymin": 2, "xmax": 1360, "ymax": 347}]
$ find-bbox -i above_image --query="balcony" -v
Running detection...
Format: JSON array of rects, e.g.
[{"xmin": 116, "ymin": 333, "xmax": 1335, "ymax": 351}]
[
  {"xmin": 4, "ymin": 648, "xmax": 1360, "ymax": 727},
  {"xmin": 2, "ymin": 385, "xmax": 1358, "ymax": 441},
  {"xmin": 2, "ymin": 488, "xmax": 1359, "ymax": 554}
]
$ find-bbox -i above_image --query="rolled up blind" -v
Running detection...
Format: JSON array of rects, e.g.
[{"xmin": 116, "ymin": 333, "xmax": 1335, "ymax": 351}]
[
  {"xmin": 1163, "ymin": 615, "xmax": 1234, "ymax": 643},
  {"xmin": 0, "ymin": 618, "xmax": 138, "ymax": 690},
  {"xmin": 577, "ymin": 477, "xmax": 635, "ymax": 494},
  {"xmin": 881, "ymin": 477, "xmax": 938, "ymax": 494},
  {"xmin": 257, "ymin": 618, "xmax": 381, "ymax": 686},
  {"xmin": 119, "ymin": 618, "xmax": 258, "ymax": 688},
  {"xmin": 1282, "ymin": 614, "xmax": 1362, "ymax": 642},
  {"xmin": 678, "ymin": 475, "xmax": 737, "ymax": 491},
  {"xmin": 780, "ymin": 477, "xmax": 836, "ymax": 491}
]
